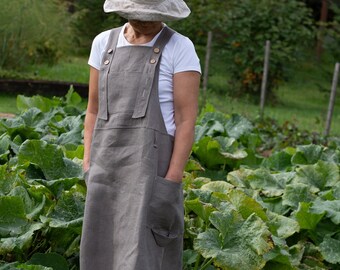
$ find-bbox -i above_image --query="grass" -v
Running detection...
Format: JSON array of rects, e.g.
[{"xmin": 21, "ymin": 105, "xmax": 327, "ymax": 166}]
[
  {"xmin": 23, "ymin": 57, "xmax": 90, "ymax": 84},
  {"xmin": 0, "ymin": 93, "xmax": 18, "ymax": 114},
  {"xmin": 1, "ymin": 52, "xmax": 339, "ymax": 136},
  {"xmin": 0, "ymin": 57, "xmax": 89, "ymax": 83}
]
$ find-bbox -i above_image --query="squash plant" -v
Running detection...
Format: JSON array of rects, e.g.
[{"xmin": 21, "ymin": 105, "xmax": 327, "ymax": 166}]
[{"xmin": 0, "ymin": 90, "xmax": 339, "ymax": 269}]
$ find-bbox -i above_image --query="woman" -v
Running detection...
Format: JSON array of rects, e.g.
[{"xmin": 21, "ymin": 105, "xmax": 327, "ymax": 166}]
[{"xmin": 80, "ymin": 0, "xmax": 201, "ymax": 269}]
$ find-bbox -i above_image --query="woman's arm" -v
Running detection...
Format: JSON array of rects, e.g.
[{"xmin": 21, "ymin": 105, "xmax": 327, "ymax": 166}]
[
  {"xmin": 83, "ymin": 67, "xmax": 99, "ymax": 172},
  {"xmin": 165, "ymin": 71, "xmax": 201, "ymax": 182}
]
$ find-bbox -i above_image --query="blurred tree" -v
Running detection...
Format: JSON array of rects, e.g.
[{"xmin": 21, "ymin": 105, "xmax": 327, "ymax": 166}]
[
  {"xmin": 323, "ymin": 1, "xmax": 340, "ymax": 60},
  {"xmin": 72, "ymin": 0, "xmax": 125, "ymax": 55},
  {"xmin": 219, "ymin": 0, "xmax": 315, "ymax": 103},
  {"xmin": 0, "ymin": 0, "xmax": 73, "ymax": 69}
]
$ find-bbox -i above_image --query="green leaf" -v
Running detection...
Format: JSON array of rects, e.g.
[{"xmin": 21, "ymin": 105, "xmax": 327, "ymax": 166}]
[
  {"xmin": 65, "ymin": 86, "xmax": 82, "ymax": 107},
  {"xmin": 225, "ymin": 114, "xmax": 253, "ymax": 139},
  {"xmin": 0, "ymin": 134, "xmax": 11, "ymax": 162},
  {"xmin": 261, "ymin": 197, "xmax": 289, "ymax": 216},
  {"xmin": 26, "ymin": 253, "xmax": 69, "ymax": 270},
  {"xmin": 293, "ymin": 202, "xmax": 324, "ymax": 230},
  {"xmin": 182, "ymin": 175, "xmax": 211, "ymax": 191},
  {"xmin": 185, "ymin": 198, "xmax": 216, "ymax": 224},
  {"xmin": 0, "ymin": 118, "xmax": 40, "ymax": 141},
  {"xmin": 334, "ymin": 182, "xmax": 340, "ymax": 200},
  {"xmin": 227, "ymin": 189, "xmax": 268, "ymax": 221},
  {"xmin": 33, "ymin": 178, "xmax": 80, "ymax": 198},
  {"xmin": 0, "ymin": 223, "xmax": 43, "ymax": 255},
  {"xmin": 319, "ymin": 235, "xmax": 340, "ymax": 264},
  {"xmin": 201, "ymin": 181, "xmax": 234, "ymax": 194},
  {"xmin": 19, "ymin": 108, "xmax": 52, "ymax": 133},
  {"xmin": 0, "ymin": 196, "xmax": 28, "ymax": 237},
  {"xmin": 245, "ymin": 168, "xmax": 286, "ymax": 197},
  {"xmin": 183, "ymin": 249, "xmax": 199, "ymax": 266},
  {"xmin": 194, "ymin": 209, "xmax": 273, "ymax": 270},
  {"xmin": 261, "ymin": 151, "xmax": 293, "ymax": 171},
  {"xmin": 16, "ymin": 95, "xmax": 61, "ymax": 113},
  {"xmin": 309, "ymin": 219, "xmax": 340, "ymax": 245},
  {"xmin": 282, "ymin": 183, "xmax": 316, "ymax": 209},
  {"xmin": 52, "ymin": 116, "xmax": 83, "ymax": 145},
  {"xmin": 227, "ymin": 168, "xmax": 253, "ymax": 188},
  {"xmin": 46, "ymin": 229, "xmax": 80, "ymax": 257},
  {"xmin": 185, "ymin": 158, "xmax": 205, "ymax": 172},
  {"xmin": 215, "ymin": 136, "xmax": 248, "ymax": 160},
  {"xmin": 291, "ymin": 144, "xmax": 323, "ymax": 165},
  {"xmin": 298, "ymin": 242, "xmax": 328, "ymax": 269},
  {"xmin": 266, "ymin": 211, "xmax": 299, "ymax": 238},
  {"xmin": 292, "ymin": 160, "xmax": 339, "ymax": 193},
  {"xmin": 310, "ymin": 199, "xmax": 340, "ymax": 224},
  {"xmin": 263, "ymin": 236, "xmax": 294, "ymax": 267},
  {"xmin": 0, "ymin": 165, "xmax": 20, "ymax": 196},
  {"xmin": 195, "ymin": 120, "xmax": 225, "ymax": 142},
  {"xmin": 192, "ymin": 137, "xmax": 227, "ymax": 169},
  {"xmin": 62, "ymin": 144, "xmax": 84, "ymax": 160},
  {"xmin": 18, "ymin": 140, "xmax": 82, "ymax": 180},
  {"xmin": 41, "ymin": 185, "xmax": 86, "ymax": 233}
]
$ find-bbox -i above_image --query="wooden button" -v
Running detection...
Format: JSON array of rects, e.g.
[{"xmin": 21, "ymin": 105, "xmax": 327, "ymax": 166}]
[
  {"xmin": 153, "ymin": 47, "xmax": 160, "ymax": 54},
  {"xmin": 150, "ymin": 59, "xmax": 156, "ymax": 64},
  {"xmin": 104, "ymin": 60, "xmax": 110, "ymax": 65},
  {"xmin": 108, "ymin": 49, "xmax": 113, "ymax": 54}
]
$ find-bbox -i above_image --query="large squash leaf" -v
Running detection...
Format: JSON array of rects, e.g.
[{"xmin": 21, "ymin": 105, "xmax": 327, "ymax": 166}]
[
  {"xmin": 225, "ymin": 114, "xmax": 254, "ymax": 139},
  {"xmin": 292, "ymin": 160, "xmax": 339, "ymax": 193},
  {"xmin": 319, "ymin": 235, "xmax": 340, "ymax": 264},
  {"xmin": 310, "ymin": 198, "xmax": 340, "ymax": 225},
  {"xmin": 291, "ymin": 144, "xmax": 323, "ymax": 165},
  {"xmin": 194, "ymin": 209, "xmax": 273, "ymax": 270},
  {"xmin": 18, "ymin": 140, "xmax": 82, "ymax": 180}
]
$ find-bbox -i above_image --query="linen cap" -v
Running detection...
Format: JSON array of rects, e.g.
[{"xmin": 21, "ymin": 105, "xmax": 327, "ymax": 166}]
[{"xmin": 103, "ymin": 0, "xmax": 191, "ymax": 21}]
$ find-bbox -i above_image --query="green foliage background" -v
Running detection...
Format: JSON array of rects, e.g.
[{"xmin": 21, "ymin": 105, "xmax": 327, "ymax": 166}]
[
  {"xmin": 1, "ymin": 0, "xmax": 339, "ymax": 102},
  {"xmin": 0, "ymin": 0, "xmax": 73, "ymax": 69}
]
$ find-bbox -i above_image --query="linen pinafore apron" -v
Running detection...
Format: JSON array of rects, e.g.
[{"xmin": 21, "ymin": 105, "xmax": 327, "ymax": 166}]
[{"xmin": 80, "ymin": 26, "xmax": 184, "ymax": 270}]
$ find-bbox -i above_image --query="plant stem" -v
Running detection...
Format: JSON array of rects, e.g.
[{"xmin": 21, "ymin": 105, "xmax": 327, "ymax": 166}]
[
  {"xmin": 193, "ymin": 253, "xmax": 202, "ymax": 270},
  {"xmin": 199, "ymin": 257, "xmax": 214, "ymax": 270}
]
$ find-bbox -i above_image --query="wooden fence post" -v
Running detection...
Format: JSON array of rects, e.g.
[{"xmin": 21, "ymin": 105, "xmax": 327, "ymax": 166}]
[
  {"xmin": 202, "ymin": 31, "xmax": 213, "ymax": 107},
  {"xmin": 324, "ymin": 62, "xmax": 340, "ymax": 136},
  {"xmin": 260, "ymin": 40, "xmax": 271, "ymax": 119}
]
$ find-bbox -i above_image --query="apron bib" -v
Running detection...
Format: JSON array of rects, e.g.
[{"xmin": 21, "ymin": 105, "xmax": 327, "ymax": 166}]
[{"xmin": 80, "ymin": 26, "xmax": 184, "ymax": 270}]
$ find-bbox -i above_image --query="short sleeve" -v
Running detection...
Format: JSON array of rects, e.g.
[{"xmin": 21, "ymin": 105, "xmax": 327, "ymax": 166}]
[
  {"xmin": 88, "ymin": 30, "xmax": 111, "ymax": 70},
  {"xmin": 172, "ymin": 36, "xmax": 201, "ymax": 74}
]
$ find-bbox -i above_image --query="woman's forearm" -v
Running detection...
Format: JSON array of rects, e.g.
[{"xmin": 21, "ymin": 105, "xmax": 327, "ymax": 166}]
[
  {"xmin": 165, "ymin": 120, "xmax": 195, "ymax": 181},
  {"xmin": 83, "ymin": 111, "xmax": 97, "ymax": 171},
  {"xmin": 83, "ymin": 67, "xmax": 99, "ymax": 172},
  {"xmin": 165, "ymin": 71, "xmax": 200, "ymax": 182}
]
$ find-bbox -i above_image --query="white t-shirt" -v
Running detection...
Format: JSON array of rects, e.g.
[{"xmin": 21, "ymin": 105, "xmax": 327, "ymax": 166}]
[{"xmin": 88, "ymin": 23, "xmax": 201, "ymax": 135}]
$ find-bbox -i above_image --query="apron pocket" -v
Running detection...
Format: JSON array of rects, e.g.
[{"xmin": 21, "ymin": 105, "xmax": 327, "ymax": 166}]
[
  {"xmin": 147, "ymin": 176, "xmax": 184, "ymax": 247},
  {"xmin": 151, "ymin": 228, "xmax": 179, "ymax": 247}
]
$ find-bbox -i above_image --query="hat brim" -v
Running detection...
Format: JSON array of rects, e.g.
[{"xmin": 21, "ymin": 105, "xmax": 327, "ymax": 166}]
[{"xmin": 104, "ymin": 1, "xmax": 191, "ymax": 21}]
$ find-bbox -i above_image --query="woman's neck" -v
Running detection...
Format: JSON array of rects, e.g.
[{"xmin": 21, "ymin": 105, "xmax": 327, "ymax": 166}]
[{"xmin": 125, "ymin": 21, "xmax": 163, "ymax": 44}]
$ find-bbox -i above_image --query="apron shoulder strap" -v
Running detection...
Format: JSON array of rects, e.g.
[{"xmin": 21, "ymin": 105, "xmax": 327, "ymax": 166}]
[
  {"xmin": 98, "ymin": 26, "xmax": 122, "ymax": 120},
  {"xmin": 132, "ymin": 26, "xmax": 175, "ymax": 119},
  {"xmin": 101, "ymin": 26, "xmax": 123, "ymax": 65}
]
